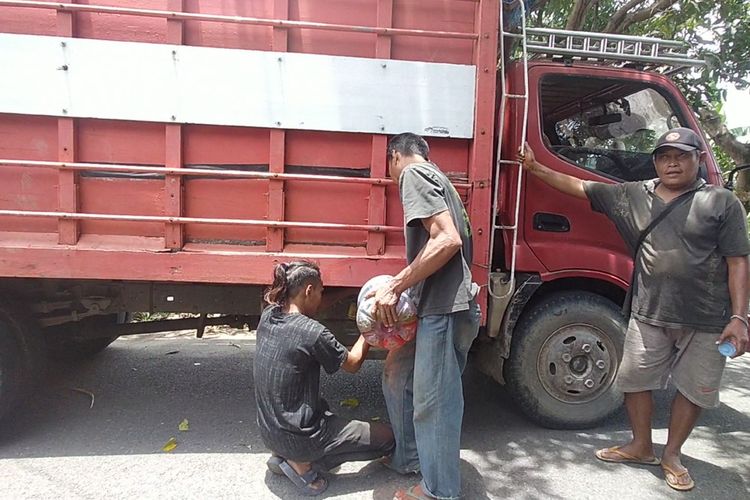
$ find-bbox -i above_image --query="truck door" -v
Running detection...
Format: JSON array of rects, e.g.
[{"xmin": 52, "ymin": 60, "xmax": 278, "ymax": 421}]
[{"xmin": 521, "ymin": 66, "xmax": 712, "ymax": 284}]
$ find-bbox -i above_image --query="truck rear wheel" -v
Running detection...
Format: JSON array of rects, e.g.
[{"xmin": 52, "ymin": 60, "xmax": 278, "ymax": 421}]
[
  {"xmin": 505, "ymin": 291, "xmax": 626, "ymax": 429},
  {"xmin": 0, "ymin": 304, "xmax": 45, "ymax": 422},
  {"xmin": 45, "ymin": 314, "xmax": 126, "ymax": 361}
]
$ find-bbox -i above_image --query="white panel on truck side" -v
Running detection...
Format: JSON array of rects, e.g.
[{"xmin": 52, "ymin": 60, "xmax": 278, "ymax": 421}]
[{"xmin": 0, "ymin": 34, "xmax": 476, "ymax": 139}]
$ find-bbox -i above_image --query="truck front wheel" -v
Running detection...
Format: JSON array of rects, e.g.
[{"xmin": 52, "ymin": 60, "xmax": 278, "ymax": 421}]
[{"xmin": 505, "ymin": 291, "xmax": 626, "ymax": 429}]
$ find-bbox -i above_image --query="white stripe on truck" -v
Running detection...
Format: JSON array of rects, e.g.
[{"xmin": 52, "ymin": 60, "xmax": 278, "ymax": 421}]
[{"xmin": 0, "ymin": 34, "xmax": 476, "ymax": 138}]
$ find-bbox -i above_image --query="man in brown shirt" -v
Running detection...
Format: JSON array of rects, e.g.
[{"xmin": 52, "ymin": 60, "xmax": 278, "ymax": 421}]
[{"xmin": 521, "ymin": 128, "xmax": 749, "ymax": 491}]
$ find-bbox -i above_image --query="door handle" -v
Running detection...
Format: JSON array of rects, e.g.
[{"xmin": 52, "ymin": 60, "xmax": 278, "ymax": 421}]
[{"xmin": 533, "ymin": 213, "xmax": 570, "ymax": 232}]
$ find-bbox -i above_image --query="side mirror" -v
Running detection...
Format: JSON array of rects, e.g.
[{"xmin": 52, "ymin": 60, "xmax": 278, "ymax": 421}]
[{"xmin": 725, "ymin": 164, "xmax": 750, "ymax": 191}]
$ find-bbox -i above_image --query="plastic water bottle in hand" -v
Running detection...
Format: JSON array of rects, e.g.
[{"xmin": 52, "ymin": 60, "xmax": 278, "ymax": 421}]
[
  {"xmin": 717, "ymin": 341, "xmax": 737, "ymax": 358},
  {"xmin": 356, "ymin": 275, "xmax": 417, "ymax": 350}
]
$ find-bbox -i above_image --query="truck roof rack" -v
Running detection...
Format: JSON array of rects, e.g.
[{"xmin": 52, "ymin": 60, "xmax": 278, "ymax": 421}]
[{"xmin": 522, "ymin": 28, "xmax": 706, "ymax": 70}]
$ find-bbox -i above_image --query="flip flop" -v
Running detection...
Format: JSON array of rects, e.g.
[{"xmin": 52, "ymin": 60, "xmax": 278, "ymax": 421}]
[
  {"xmin": 277, "ymin": 459, "xmax": 329, "ymax": 497},
  {"xmin": 662, "ymin": 463, "xmax": 695, "ymax": 491},
  {"xmin": 595, "ymin": 446, "xmax": 661, "ymax": 466},
  {"xmin": 393, "ymin": 484, "xmax": 435, "ymax": 500},
  {"xmin": 266, "ymin": 455, "xmax": 284, "ymax": 476}
]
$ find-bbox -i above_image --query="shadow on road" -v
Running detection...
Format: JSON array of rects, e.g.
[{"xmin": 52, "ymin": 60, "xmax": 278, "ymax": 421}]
[
  {"xmin": 0, "ymin": 334, "xmax": 747, "ymax": 499},
  {"xmin": 460, "ymin": 357, "xmax": 750, "ymax": 499}
]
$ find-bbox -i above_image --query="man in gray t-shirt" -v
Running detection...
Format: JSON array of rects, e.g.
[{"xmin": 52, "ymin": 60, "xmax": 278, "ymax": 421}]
[
  {"xmin": 401, "ymin": 161, "xmax": 476, "ymax": 316},
  {"xmin": 521, "ymin": 127, "xmax": 749, "ymax": 492},
  {"xmin": 370, "ymin": 133, "xmax": 480, "ymax": 500}
]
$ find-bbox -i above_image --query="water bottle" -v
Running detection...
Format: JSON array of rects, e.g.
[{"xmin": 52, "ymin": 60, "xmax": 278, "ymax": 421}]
[{"xmin": 717, "ymin": 341, "xmax": 737, "ymax": 358}]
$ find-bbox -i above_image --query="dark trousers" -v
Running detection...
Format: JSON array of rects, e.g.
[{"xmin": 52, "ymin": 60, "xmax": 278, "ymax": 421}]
[{"xmin": 306, "ymin": 412, "xmax": 395, "ymax": 471}]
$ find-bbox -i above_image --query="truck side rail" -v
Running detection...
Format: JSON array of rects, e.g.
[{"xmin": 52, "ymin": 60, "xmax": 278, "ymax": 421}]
[
  {"xmin": 0, "ymin": 0, "xmax": 480, "ymax": 41},
  {"xmin": 0, "ymin": 0, "xmax": 499, "ymax": 296},
  {"xmin": 0, "ymin": 159, "xmax": 472, "ymax": 234}
]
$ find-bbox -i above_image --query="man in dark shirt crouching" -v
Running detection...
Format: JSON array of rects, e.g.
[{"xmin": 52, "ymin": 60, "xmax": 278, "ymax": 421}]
[{"xmin": 254, "ymin": 261, "xmax": 394, "ymax": 496}]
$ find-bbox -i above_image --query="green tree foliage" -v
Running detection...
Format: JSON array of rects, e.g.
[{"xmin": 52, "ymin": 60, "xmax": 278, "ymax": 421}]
[{"xmin": 522, "ymin": 1, "xmax": 750, "ymax": 176}]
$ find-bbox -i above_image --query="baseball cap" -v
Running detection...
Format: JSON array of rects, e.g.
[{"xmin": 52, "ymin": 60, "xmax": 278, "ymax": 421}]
[{"xmin": 653, "ymin": 127, "xmax": 703, "ymax": 154}]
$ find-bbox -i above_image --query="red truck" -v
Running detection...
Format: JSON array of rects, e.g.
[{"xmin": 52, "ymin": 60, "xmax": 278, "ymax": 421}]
[{"xmin": 0, "ymin": 0, "xmax": 716, "ymax": 429}]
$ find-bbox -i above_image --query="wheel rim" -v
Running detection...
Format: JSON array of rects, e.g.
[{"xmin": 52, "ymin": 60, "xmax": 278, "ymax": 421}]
[{"xmin": 536, "ymin": 323, "xmax": 618, "ymax": 404}]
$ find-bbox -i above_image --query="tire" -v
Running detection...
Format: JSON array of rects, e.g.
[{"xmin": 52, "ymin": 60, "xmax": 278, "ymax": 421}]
[
  {"xmin": 505, "ymin": 291, "xmax": 626, "ymax": 429},
  {"xmin": 46, "ymin": 313, "xmax": 126, "ymax": 361},
  {"xmin": 0, "ymin": 303, "xmax": 45, "ymax": 422},
  {"xmin": 0, "ymin": 318, "xmax": 24, "ymax": 422}
]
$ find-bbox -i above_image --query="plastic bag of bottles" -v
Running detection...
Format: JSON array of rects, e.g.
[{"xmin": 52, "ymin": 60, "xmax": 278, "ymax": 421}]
[{"xmin": 356, "ymin": 275, "xmax": 417, "ymax": 350}]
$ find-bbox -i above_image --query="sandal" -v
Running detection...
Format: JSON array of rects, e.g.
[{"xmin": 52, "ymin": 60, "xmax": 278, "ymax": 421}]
[
  {"xmin": 266, "ymin": 455, "xmax": 284, "ymax": 476},
  {"xmin": 595, "ymin": 446, "xmax": 661, "ymax": 466},
  {"xmin": 662, "ymin": 463, "xmax": 695, "ymax": 491},
  {"xmin": 393, "ymin": 484, "xmax": 435, "ymax": 500},
  {"xmin": 278, "ymin": 459, "xmax": 329, "ymax": 496}
]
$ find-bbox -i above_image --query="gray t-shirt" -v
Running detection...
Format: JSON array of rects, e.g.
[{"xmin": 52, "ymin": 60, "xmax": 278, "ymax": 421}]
[
  {"xmin": 583, "ymin": 178, "xmax": 750, "ymax": 332},
  {"xmin": 399, "ymin": 162, "xmax": 475, "ymax": 316}
]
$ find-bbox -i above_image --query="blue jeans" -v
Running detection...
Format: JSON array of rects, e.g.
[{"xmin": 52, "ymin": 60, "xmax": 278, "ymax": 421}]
[{"xmin": 382, "ymin": 301, "xmax": 481, "ymax": 499}]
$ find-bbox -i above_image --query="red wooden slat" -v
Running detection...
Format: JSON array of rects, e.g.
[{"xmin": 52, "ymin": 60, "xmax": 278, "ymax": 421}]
[
  {"xmin": 0, "ymin": 209, "xmax": 403, "ymax": 232},
  {"xmin": 165, "ymin": 125, "xmax": 183, "ymax": 249},
  {"xmin": 265, "ymin": 0, "xmax": 289, "ymax": 253},
  {"xmin": 367, "ymin": 137, "xmax": 388, "ymax": 255},
  {"xmin": 365, "ymin": 0, "xmax": 393, "ymax": 256},
  {"xmin": 267, "ymin": 130, "xmax": 285, "ymax": 252},
  {"xmin": 166, "ymin": 0, "xmax": 184, "ymax": 42},
  {"xmin": 0, "ymin": 1, "xmax": 478, "ymax": 40},
  {"xmin": 468, "ymin": 0, "xmax": 499, "ymax": 314},
  {"xmin": 0, "ymin": 160, "xmax": 472, "ymax": 188},
  {"xmin": 0, "ymin": 244, "xmax": 407, "ymax": 286},
  {"xmin": 56, "ymin": 6, "xmax": 78, "ymax": 245},
  {"xmin": 164, "ymin": 0, "xmax": 184, "ymax": 249}
]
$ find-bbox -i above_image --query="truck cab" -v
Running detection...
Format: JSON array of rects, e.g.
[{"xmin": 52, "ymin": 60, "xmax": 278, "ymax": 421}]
[{"xmin": 476, "ymin": 45, "xmax": 721, "ymax": 428}]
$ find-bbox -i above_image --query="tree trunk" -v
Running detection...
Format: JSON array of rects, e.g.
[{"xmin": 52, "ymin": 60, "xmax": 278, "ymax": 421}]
[
  {"xmin": 699, "ymin": 107, "xmax": 750, "ymax": 203},
  {"xmin": 603, "ymin": 0, "xmax": 647, "ymax": 33},
  {"xmin": 604, "ymin": 0, "xmax": 677, "ymax": 33},
  {"xmin": 566, "ymin": 0, "xmax": 594, "ymax": 30}
]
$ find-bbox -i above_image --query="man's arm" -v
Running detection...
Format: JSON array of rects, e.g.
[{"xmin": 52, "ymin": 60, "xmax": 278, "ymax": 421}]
[
  {"xmin": 520, "ymin": 143, "xmax": 588, "ymax": 200},
  {"xmin": 340, "ymin": 335, "xmax": 371, "ymax": 373},
  {"xmin": 372, "ymin": 210, "xmax": 462, "ymax": 326},
  {"xmin": 718, "ymin": 255, "xmax": 750, "ymax": 357}
]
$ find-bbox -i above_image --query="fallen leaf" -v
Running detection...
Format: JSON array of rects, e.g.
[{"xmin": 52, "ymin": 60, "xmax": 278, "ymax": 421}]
[
  {"xmin": 370, "ymin": 416, "xmax": 381, "ymax": 422},
  {"xmin": 71, "ymin": 388, "xmax": 95, "ymax": 409},
  {"xmin": 339, "ymin": 398, "xmax": 360, "ymax": 409},
  {"xmin": 178, "ymin": 419, "xmax": 189, "ymax": 432},
  {"xmin": 162, "ymin": 437, "xmax": 177, "ymax": 452}
]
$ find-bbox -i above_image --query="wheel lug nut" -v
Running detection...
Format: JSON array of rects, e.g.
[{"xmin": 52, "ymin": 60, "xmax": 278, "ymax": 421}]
[
  {"xmin": 596, "ymin": 360, "xmax": 606, "ymax": 369},
  {"xmin": 564, "ymin": 376, "xmax": 574, "ymax": 385},
  {"xmin": 584, "ymin": 379, "xmax": 595, "ymax": 388},
  {"xmin": 582, "ymin": 343, "xmax": 591, "ymax": 353},
  {"xmin": 562, "ymin": 353, "xmax": 572, "ymax": 362}
]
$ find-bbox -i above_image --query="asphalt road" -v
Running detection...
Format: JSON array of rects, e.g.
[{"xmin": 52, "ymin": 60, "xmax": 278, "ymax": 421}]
[{"xmin": 1, "ymin": 330, "xmax": 748, "ymax": 500}]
